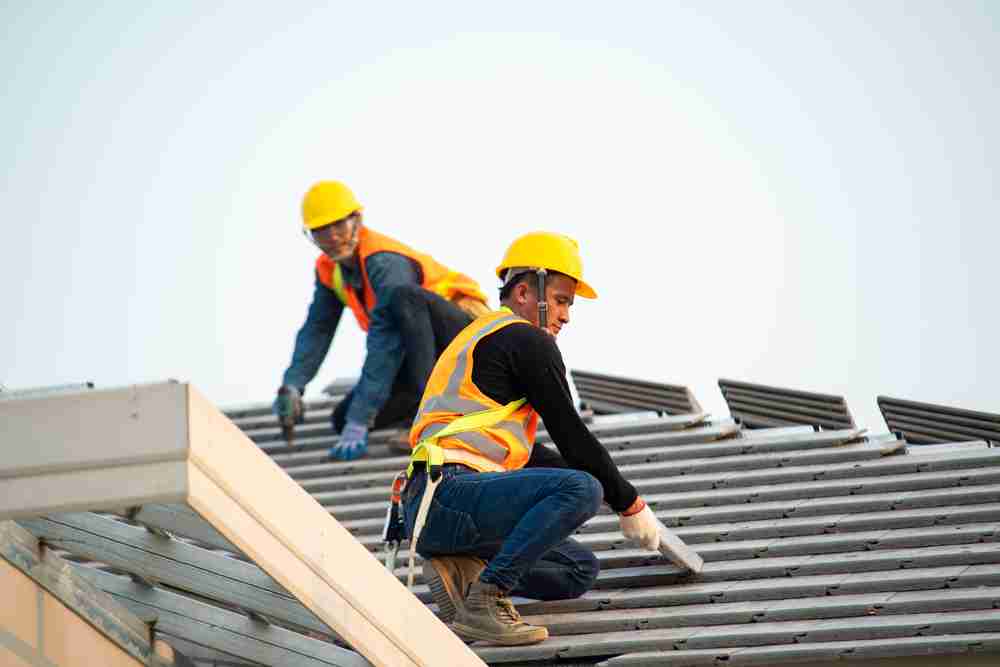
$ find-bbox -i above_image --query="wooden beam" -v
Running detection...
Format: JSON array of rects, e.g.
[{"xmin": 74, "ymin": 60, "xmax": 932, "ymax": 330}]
[
  {"xmin": 0, "ymin": 382, "xmax": 485, "ymax": 666},
  {"xmin": 0, "ymin": 383, "xmax": 191, "ymax": 518},
  {"xmin": 185, "ymin": 384, "xmax": 483, "ymax": 666}
]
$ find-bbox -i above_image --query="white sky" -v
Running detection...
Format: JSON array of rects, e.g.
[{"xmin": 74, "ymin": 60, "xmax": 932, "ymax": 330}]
[{"xmin": 3, "ymin": 2, "xmax": 998, "ymax": 431}]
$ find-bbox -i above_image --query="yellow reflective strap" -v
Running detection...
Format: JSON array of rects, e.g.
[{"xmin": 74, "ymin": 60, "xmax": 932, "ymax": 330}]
[
  {"xmin": 430, "ymin": 397, "xmax": 526, "ymax": 440},
  {"xmin": 330, "ymin": 264, "xmax": 348, "ymax": 305},
  {"xmin": 406, "ymin": 440, "xmax": 446, "ymax": 477},
  {"xmin": 406, "ymin": 397, "xmax": 527, "ymax": 477}
]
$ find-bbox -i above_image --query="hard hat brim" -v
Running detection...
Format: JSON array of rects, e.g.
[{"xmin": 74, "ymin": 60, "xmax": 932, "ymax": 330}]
[
  {"xmin": 303, "ymin": 206, "xmax": 363, "ymax": 231},
  {"xmin": 575, "ymin": 279, "xmax": 597, "ymax": 299},
  {"xmin": 496, "ymin": 265, "xmax": 598, "ymax": 299}
]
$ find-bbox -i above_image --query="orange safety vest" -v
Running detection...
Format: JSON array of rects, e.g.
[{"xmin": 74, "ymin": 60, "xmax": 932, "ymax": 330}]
[
  {"xmin": 314, "ymin": 227, "xmax": 488, "ymax": 332},
  {"xmin": 409, "ymin": 310, "xmax": 540, "ymax": 473}
]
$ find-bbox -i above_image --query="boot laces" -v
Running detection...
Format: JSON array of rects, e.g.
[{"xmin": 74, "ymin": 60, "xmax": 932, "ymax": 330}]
[{"xmin": 495, "ymin": 596, "xmax": 523, "ymax": 624}]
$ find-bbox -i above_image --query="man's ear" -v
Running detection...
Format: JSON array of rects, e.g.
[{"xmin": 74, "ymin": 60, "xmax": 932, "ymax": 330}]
[{"xmin": 515, "ymin": 282, "xmax": 531, "ymax": 305}]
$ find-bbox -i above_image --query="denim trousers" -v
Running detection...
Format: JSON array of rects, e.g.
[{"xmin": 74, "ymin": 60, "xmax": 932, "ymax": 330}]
[
  {"xmin": 402, "ymin": 464, "xmax": 603, "ymax": 600},
  {"xmin": 332, "ymin": 286, "xmax": 472, "ymax": 433}
]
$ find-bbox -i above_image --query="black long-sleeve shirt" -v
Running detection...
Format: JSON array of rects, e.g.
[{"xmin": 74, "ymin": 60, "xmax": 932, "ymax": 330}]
[{"xmin": 470, "ymin": 321, "xmax": 639, "ymax": 513}]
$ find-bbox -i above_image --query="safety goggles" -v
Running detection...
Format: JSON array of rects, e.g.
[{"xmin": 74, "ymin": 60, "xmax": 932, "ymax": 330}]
[{"xmin": 308, "ymin": 213, "xmax": 359, "ymax": 244}]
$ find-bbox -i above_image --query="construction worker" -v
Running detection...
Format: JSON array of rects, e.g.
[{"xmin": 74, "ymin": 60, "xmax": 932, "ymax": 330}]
[
  {"xmin": 274, "ymin": 180, "xmax": 490, "ymax": 461},
  {"xmin": 401, "ymin": 232, "xmax": 660, "ymax": 645}
]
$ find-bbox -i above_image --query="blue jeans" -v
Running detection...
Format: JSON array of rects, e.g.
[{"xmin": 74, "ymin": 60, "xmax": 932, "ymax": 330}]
[{"xmin": 403, "ymin": 464, "xmax": 603, "ymax": 600}]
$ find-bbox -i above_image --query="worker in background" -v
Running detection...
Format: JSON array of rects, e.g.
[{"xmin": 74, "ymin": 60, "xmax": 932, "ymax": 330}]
[
  {"xmin": 274, "ymin": 180, "xmax": 490, "ymax": 461},
  {"xmin": 401, "ymin": 232, "xmax": 660, "ymax": 645}
]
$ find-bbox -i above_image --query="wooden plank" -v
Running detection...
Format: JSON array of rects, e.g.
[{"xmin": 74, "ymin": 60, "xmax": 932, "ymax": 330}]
[
  {"xmin": 2, "ymin": 459, "xmax": 190, "ymax": 521},
  {"xmin": 0, "ymin": 381, "xmax": 482, "ymax": 667},
  {"xmin": 0, "ymin": 383, "xmax": 192, "ymax": 519},
  {"xmin": 0, "ymin": 382, "xmax": 188, "ymax": 479},
  {"xmin": 184, "ymin": 385, "xmax": 484, "ymax": 667},
  {"xmin": 0, "ymin": 460, "xmax": 189, "ymax": 519}
]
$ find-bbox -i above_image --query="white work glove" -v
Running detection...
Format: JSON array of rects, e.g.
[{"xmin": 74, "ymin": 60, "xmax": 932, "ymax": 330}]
[{"xmin": 619, "ymin": 499, "xmax": 660, "ymax": 552}]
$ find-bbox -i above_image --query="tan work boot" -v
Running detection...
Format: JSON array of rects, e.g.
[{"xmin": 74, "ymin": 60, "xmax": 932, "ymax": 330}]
[
  {"xmin": 451, "ymin": 581, "xmax": 549, "ymax": 645},
  {"xmin": 423, "ymin": 556, "xmax": 486, "ymax": 624}
]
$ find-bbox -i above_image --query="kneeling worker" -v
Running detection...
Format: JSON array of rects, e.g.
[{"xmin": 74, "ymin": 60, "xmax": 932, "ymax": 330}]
[
  {"xmin": 275, "ymin": 180, "xmax": 489, "ymax": 460},
  {"xmin": 402, "ymin": 231, "xmax": 659, "ymax": 645}
]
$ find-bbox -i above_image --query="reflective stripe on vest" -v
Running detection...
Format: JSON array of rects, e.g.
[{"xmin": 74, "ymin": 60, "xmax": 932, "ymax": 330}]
[
  {"xmin": 411, "ymin": 310, "xmax": 538, "ymax": 472},
  {"xmin": 329, "ymin": 263, "xmax": 348, "ymax": 305},
  {"xmin": 407, "ymin": 396, "xmax": 527, "ymax": 478}
]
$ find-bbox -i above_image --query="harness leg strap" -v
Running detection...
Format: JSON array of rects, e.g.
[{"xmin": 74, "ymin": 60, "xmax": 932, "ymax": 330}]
[{"xmin": 407, "ymin": 473, "xmax": 441, "ymax": 590}]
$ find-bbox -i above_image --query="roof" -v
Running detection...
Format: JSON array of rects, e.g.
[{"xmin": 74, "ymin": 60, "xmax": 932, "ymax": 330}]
[
  {"xmin": 5, "ymin": 375, "xmax": 1000, "ymax": 666},
  {"xmin": 228, "ymin": 376, "xmax": 1000, "ymax": 666}
]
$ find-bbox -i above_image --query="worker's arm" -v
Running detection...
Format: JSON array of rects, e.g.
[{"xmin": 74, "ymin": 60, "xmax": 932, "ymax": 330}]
[
  {"xmin": 281, "ymin": 276, "xmax": 345, "ymax": 392},
  {"xmin": 343, "ymin": 251, "xmax": 419, "ymax": 426},
  {"xmin": 472, "ymin": 323, "xmax": 639, "ymax": 512}
]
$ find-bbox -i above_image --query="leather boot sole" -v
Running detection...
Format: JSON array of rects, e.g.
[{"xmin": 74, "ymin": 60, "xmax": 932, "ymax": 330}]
[
  {"xmin": 450, "ymin": 621, "xmax": 549, "ymax": 646},
  {"xmin": 424, "ymin": 560, "xmax": 462, "ymax": 624}
]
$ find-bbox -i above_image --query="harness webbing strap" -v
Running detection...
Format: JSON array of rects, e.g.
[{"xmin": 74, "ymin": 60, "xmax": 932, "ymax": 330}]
[{"xmin": 404, "ymin": 396, "xmax": 527, "ymax": 589}]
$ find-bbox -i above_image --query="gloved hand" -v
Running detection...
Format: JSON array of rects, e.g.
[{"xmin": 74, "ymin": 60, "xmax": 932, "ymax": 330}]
[
  {"xmin": 619, "ymin": 498, "xmax": 659, "ymax": 551},
  {"xmin": 273, "ymin": 385, "xmax": 304, "ymax": 423},
  {"xmin": 328, "ymin": 420, "xmax": 369, "ymax": 461}
]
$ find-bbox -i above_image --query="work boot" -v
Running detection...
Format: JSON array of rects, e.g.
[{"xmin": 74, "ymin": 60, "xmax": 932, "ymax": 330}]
[
  {"xmin": 423, "ymin": 556, "xmax": 486, "ymax": 624},
  {"xmin": 451, "ymin": 581, "xmax": 549, "ymax": 646}
]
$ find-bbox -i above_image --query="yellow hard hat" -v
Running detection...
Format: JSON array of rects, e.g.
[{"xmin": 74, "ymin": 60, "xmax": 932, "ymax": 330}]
[
  {"xmin": 301, "ymin": 181, "xmax": 363, "ymax": 230},
  {"xmin": 496, "ymin": 231, "xmax": 597, "ymax": 298}
]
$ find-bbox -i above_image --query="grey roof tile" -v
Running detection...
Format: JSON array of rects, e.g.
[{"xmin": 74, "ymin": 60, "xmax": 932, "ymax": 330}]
[
  {"xmin": 599, "ymin": 633, "xmax": 1000, "ymax": 666},
  {"xmin": 18, "ymin": 373, "xmax": 1000, "ymax": 666}
]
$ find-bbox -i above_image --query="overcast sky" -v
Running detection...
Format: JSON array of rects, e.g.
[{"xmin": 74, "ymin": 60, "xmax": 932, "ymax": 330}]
[{"xmin": 3, "ymin": 2, "xmax": 997, "ymax": 430}]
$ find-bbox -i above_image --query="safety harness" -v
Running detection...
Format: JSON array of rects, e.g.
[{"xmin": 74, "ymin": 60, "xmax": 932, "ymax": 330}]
[{"xmin": 383, "ymin": 396, "xmax": 527, "ymax": 589}]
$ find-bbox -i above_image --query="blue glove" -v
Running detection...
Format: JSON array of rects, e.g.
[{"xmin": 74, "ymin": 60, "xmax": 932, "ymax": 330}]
[{"xmin": 328, "ymin": 420, "xmax": 369, "ymax": 461}]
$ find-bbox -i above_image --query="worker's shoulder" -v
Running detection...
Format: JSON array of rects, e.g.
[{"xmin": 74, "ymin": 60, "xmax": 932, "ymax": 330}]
[{"xmin": 488, "ymin": 320, "xmax": 560, "ymax": 354}]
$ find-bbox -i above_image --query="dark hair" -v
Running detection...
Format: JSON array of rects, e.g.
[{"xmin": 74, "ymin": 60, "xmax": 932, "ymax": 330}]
[
  {"xmin": 498, "ymin": 270, "xmax": 534, "ymax": 301},
  {"xmin": 499, "ymin": 269, "xmax": 571, "ymax": 301}
]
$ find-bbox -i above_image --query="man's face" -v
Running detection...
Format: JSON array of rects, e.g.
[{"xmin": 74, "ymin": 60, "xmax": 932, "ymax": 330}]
[
  {"xmin": 522, "ymin": 272, "xmax": 576, "ymax": 337},
  {"xmin": 310, "ymin": 213, "xmax": 359, "ymax": 261}
]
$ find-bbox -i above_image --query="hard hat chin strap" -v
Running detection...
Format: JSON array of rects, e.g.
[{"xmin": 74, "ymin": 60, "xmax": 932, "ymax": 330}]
[{"xmin": 535, "ymin": 268, "xmax": 547, "ymax": 330}]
